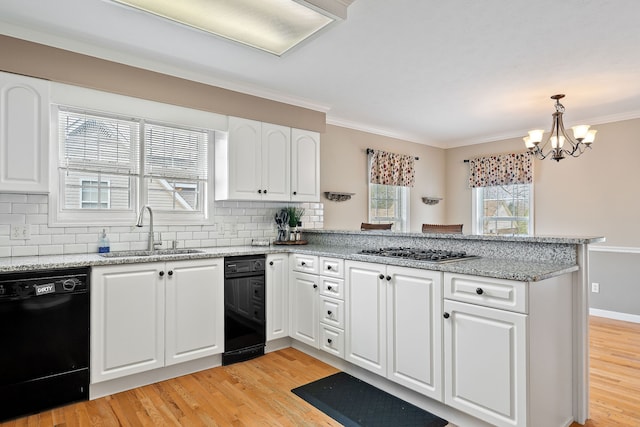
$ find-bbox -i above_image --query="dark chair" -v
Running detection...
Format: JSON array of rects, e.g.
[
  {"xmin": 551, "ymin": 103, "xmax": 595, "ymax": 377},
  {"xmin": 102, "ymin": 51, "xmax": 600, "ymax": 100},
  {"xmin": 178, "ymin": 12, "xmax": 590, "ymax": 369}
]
[
  {"xmin": 422, "ymin": 223, "xmax": 463, "ymax": 233},
  {"xmin": 361, "ymin": 222, "xmax": 393, "ymax": 231}
]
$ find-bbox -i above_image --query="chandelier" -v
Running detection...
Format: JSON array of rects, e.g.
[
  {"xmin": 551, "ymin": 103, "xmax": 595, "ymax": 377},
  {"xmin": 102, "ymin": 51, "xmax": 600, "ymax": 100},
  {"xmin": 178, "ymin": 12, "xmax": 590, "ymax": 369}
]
[{"xmin": 523, "ymin": 94, "xmax": 597, "ymax": 162}]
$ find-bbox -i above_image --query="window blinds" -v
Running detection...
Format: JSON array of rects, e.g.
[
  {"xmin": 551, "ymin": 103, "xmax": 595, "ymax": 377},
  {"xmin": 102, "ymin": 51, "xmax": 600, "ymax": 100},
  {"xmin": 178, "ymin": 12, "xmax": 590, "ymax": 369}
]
[
  {"xmin": 58, "ymin": 108, "xmax": 140, "ymax": 177},
  {"xmin": 144, "ymin": 122, "xmax": 208, "ymax": 182}
]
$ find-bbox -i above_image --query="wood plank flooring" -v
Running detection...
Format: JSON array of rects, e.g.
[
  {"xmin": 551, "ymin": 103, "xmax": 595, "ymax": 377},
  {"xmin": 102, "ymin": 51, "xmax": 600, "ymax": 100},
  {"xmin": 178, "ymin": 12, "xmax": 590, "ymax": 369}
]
[
  {"xmin": 2, "ymin": 316, "xmax": 639, "ymax": 427},
  {"xmin": 570, "ymin": 316, "xmax": 640, "ymax": 427}
]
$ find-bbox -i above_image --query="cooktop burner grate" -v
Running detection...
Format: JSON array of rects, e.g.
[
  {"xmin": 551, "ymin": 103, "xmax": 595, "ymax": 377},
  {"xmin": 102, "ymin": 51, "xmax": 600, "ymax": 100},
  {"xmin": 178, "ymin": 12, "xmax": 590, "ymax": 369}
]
[{"xmin": 359, "ymin": 247, "xmax": 478, "ymax": 263}]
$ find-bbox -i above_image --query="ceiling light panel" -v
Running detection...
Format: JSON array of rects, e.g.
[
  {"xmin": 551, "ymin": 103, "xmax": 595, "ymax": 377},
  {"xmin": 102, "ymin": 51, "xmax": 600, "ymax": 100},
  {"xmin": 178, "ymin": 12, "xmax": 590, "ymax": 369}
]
[{"xmin": 112, "ymin": 0, "xmax": 336, "ymax": 55}]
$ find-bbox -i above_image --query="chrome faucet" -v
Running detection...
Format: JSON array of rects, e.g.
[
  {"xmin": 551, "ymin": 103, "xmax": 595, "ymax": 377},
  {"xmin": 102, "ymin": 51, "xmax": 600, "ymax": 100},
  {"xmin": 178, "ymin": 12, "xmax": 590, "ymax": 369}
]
[{"xmin": 136, "ymin": 205, "xmax": 161, "ymax": 251}]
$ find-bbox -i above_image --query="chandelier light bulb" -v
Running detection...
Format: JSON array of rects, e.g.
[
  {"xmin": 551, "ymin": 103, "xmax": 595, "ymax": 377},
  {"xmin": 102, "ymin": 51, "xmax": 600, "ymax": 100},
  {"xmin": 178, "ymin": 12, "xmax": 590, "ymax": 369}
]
[
  {"xmin": 583, "ymin": 129, "xmax": 597, "ymax": 145},
  {"xmin": 571, "ymin": 125, "xmax": 591, "ymax": 141},
  {"xmin": 551, "ymin": 135, "xmax": 565, "ymax": 149},
  {"xmin": 527, "ymin": 129, "xmax": 544, "ymax": 144},
  {"xmin": 523, "ymin": 136, "xmax": 535, "ymax": 149}
]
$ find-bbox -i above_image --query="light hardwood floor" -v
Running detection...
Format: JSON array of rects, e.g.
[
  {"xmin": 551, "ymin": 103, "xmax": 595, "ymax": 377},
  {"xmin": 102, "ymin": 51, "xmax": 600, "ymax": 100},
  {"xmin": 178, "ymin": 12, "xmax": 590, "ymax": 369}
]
[{"xmin": 2, "ymin": 316, "xmax": 639, "ymax": 427}]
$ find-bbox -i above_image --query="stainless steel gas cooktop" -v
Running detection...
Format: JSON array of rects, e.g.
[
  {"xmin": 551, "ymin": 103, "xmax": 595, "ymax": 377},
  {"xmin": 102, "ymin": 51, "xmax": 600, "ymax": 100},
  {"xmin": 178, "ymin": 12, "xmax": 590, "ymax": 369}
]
[{"xmin": 358, "ymin": 247, "xmax": 478, "ymax": 263}]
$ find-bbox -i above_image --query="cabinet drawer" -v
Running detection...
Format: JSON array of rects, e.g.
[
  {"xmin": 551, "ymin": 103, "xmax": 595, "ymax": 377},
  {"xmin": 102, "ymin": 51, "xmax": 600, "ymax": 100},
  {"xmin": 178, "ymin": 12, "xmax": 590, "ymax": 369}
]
[
  {"xmin": 319, "ymin": 323, "xmax": 344, "ymax": 358},
  {"xmin": 319, "ymin": 276, "xmax": 344, "ymax": 300},
  {"xmin": 444, "ymin": 273, "xmax": 528, "ymax": 314},
  {"xmin": 319, "ymin": 257, "xmax": 344, "ymax": 278},
  {"xmin": 291, "ymin": 254, "xmax": 318, "ymax": 274},
  {"xmin": 319, "ymin": 296, "xmax": 345, "ymax": 329}
]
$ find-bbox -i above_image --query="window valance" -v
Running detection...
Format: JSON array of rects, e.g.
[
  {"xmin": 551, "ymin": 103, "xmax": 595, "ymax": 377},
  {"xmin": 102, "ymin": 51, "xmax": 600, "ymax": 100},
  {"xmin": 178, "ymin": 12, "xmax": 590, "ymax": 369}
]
[
  {"xmin": 468, "ymin": 152, "xmax": 533, "ymax": 188},
  {"xmin": 369, "ymin": 149, "xmax": 416, "ymax": 187}
]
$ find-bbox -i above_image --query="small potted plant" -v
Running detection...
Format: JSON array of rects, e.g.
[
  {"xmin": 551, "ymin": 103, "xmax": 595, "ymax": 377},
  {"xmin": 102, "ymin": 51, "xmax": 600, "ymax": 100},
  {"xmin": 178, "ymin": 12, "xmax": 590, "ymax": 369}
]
[{"xmin": 286, "ymin": 206, "xmax": 305, "ymax": 240}]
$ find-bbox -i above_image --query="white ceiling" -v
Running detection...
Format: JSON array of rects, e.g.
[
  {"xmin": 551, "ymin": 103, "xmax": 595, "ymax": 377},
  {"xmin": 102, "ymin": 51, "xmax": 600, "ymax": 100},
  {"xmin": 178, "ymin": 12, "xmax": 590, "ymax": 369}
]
[{"xmin": 2, "ymin": 0, "xmax": 640, "ymax": 148}]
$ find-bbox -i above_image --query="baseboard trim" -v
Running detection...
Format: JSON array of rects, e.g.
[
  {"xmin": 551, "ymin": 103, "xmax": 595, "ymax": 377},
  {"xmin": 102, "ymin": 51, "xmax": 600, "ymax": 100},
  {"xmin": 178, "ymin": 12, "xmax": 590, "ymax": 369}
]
[
  {"xmin": 589, "ymin": 245, "xmax": 640, "ymax": 254},
  {"xmin": 590, "ymin": 308, "xmax": 640, "ymax": 324}
]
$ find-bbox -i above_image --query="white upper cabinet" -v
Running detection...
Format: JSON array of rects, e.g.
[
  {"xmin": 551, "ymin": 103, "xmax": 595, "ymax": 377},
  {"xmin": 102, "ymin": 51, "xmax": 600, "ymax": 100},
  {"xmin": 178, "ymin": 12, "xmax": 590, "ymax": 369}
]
[
  {"xmin": 215, "ymin": 117, "xmax": 289, "ymax": 201},
  {"xmin": 261, "ymin": 122, "xmax": 291, "ymax": 201},
  {"xmin": 0, "ymin": 72, "xmax": 49, "ymax": 193},
  {"xmin": 291, "ymin": 128, "xmax": 320, "ymax": 202},
  {"xmin": 215, "ymin": 117, "xmax": 319, "ymax": 202}
]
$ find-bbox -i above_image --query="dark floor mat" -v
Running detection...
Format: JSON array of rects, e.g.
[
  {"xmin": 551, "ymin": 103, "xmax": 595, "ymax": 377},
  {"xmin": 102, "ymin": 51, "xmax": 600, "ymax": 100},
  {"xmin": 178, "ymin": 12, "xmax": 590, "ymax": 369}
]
[{"xmin": 292, "ymin": 372, "xmax": 448, "ymax": 427}]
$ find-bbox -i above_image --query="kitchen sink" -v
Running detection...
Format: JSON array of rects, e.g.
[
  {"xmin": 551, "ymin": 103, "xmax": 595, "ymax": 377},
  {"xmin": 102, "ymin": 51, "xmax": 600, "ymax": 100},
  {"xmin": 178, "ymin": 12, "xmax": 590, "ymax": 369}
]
[{"xmin": 99, "ymin": 249, "xmax": 204, "ymax": 258}]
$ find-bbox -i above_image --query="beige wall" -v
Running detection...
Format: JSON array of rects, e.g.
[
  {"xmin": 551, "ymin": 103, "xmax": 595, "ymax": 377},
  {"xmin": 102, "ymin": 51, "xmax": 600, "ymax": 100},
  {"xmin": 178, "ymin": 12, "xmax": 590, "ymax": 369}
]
[
  {"xmin": 0, "ymin": 35, "xmax": 325, "ymax": 132},
  {"xmin": 445, "ymin": 118, "xmax": 640, "ymax": 247},
  {"xmin": 321, "ymin": 125, "xmax": 446, "ymax": 232}
]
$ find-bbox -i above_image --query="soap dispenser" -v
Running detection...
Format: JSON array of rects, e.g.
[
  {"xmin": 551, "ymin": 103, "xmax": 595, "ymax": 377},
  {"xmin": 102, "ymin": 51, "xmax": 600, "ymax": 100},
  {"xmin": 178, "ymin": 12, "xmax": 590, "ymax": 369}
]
[{"xmin": 98, "ymin": 229, "xmax": 110, "ymax": 253}]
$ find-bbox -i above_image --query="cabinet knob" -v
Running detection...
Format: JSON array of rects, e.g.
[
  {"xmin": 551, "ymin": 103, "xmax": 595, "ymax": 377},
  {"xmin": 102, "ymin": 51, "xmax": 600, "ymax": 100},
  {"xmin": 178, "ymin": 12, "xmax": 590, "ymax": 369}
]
[
  {"xmin": 269, "ymin": 261, "xmax": 274, "ymax": 266},
  {"xmin": 264, "ymin": 189, "xmax": 267, "ymax": 194},
  {"xmin": 159, "ymin": 271, "xmax": 165, "ymax": 277},
  {"xmin": 386, "ymin": 275, "xmax": 392, "ymax": 281},
  {"xmin": 327, "ymin": 265, "xmax": 332, "ymax": 270},
  {"xmin": 313, "ymin": 284, "xmax": 318, "ymax": 289},
  {"xmin": 301, "ymin": 261, "xmax": 306, "ymax": 266},
  {"xmin": 258, "ymin": 189, "xmax": 262, "ymax": 194},
  {"xmin": 379, "ymin": 274, "xmax": 385, "ymax": 280},
  {"xmin": 327, "ymin": 310, "xmax": 332, "ymax": 316},
  {"xmin": 476, "ymin": 287, "xmax": 484, "ymax": 295},
  {"xmin": 443, "ymin": 312, "xmax": 450, "ymax": 319},
  {"xmin": 327, "ymin": 338, "xmax": 332, "ymax": 344},
  {"xmin": 293, "ymin": 191, "xmax": 297, "ymax": 195},
  {"xmin": 327, "ymin": 285, "xmax": 333, "ymax": 290},
  {"xmin": 168, "ymin": 270, "xmax": 173, "ymax": 276},
  {"xmin": 254, "ymin": 289, "xmax": 258, "ymax": 294}
]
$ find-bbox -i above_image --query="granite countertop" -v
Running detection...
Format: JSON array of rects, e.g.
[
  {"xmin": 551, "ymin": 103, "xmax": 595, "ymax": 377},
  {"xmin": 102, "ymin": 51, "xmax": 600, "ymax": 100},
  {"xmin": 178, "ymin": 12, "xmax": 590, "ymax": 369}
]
[
  {"xmin": 303, "ymin": 229, "xmax": 605, "ymax": 245},
  {"xmin": 0, "ymin": 244, "xmax": 578, "ymax": 282}
]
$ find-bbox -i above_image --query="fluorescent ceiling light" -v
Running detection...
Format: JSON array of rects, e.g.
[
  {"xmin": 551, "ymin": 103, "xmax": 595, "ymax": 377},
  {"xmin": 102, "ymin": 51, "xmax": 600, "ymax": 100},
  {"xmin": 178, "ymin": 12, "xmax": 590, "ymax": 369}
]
[{"xmin": 112, "ymin": 0, "xmax": 350, "ymax": 56}]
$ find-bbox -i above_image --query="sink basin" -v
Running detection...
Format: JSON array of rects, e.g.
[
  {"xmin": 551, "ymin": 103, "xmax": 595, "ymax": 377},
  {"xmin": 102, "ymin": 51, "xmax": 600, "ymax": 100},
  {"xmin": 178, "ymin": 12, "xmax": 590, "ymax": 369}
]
[{"xmin": 100, "ymin": 249, "xmax": 204, "ymax": 258}]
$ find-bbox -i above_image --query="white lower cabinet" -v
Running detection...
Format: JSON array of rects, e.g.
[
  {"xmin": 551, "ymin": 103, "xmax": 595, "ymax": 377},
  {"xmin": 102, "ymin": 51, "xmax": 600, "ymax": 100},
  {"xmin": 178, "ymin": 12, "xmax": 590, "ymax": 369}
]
[
  {"xmin": 443, "ymin": 299, "xmax": 526, "ymax": 427},
  {"xmin": 266, "ymin": 253, "xmax": 289, "ymax": 341},
  {"xmin": 91, "ymin": 259, "xmax": 224, "ymax": 383},
  {"xmin": 345, "ymin": 260, "xmax": 442, "ymax": 400},
  {"xmin": 443, "ymin": 272, "xmax": 574, "ymax": 427},
  {"xmin": 290, "ymin": 255, "xmax": 346, "ymax": 357},
  {"xmin": 289, "ymin": 270, "xmax": 319, "ymax": 347}
]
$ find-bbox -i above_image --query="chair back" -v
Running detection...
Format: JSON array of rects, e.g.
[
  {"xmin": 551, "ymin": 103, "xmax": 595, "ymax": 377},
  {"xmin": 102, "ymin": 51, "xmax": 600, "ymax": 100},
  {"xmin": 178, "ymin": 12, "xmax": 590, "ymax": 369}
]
[
  {"xmin": 361, "ymin": 222, "xmax": 393, "ymax": 231},
  {"xmin": 422, "ymin": 223, "xmax": 463, "ymax": 233}
]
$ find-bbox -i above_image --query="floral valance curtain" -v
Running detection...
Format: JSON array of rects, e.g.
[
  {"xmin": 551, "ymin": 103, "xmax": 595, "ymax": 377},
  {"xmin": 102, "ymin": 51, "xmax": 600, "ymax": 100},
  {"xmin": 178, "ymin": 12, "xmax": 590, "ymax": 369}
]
[
  {"xmin": 369, "ymin": 149, "xmax": 415, "ymax": 187},
  {"xmin": 468, "ymin": 152, "xmax": 533, "ymax": 188}
]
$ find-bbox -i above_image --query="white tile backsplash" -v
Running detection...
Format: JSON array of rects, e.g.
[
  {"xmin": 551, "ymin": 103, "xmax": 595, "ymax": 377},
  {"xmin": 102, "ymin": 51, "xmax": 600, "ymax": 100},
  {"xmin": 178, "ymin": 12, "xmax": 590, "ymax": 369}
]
[{"xmin": 0, "ymin": 193, "xmax": 323, "ymax": 257}]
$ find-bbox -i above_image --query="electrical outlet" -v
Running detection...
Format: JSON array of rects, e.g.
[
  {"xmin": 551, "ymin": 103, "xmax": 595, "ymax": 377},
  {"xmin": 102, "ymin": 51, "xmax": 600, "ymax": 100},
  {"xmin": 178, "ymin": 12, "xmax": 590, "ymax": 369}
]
[
  {"xmin": 591, "ymin": 282, "xmax": 600, "ymax": 293},
  {"xmin": 10, "ymin": 224, "xmax": 31, "ymax": 240}
]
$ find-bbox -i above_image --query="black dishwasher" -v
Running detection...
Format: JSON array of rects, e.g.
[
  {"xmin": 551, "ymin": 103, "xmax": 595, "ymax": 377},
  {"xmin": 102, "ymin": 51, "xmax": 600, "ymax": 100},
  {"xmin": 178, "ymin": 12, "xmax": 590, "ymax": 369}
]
[
  {"xmin": 0, "ymin": 267, "xmax": 89, "ymax": 422},
  {"xmin": 223, "ymin": 255, "xmax": 266, "ymax": 365}
]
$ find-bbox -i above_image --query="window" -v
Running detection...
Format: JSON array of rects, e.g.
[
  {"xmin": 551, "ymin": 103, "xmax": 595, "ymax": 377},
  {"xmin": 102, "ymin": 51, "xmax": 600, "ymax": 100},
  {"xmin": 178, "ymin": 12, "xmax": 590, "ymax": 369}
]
[
  {"xmin": 143, "ymin": 122, "xmax": 209, "ymax": 218},
  {"xmin": 53, "ymin": 106, "xmax": 211, "ymax": 225},
  {"xmin": 80, "ymin": 179, "xmax": 110, "ymax": 209},
  {"xmin": 474, "ymin": 183, "xmax": 533, "ymax": 235},
  {"xmin": 369, "ymin": 183, "xmax": 409, "ymax": 231}
]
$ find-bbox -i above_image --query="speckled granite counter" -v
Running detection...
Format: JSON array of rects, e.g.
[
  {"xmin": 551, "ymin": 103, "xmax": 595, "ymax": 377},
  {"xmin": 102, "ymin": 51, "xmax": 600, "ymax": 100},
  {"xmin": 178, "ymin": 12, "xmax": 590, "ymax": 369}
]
[{"xmin": 0, "ymin": 243, "xmax": 578, "ymax": 282}]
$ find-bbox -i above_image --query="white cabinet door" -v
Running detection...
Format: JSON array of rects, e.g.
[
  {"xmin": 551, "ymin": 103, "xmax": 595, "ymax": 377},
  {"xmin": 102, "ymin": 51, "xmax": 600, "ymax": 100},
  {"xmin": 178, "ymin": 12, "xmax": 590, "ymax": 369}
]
[
  {"xmin": 443, "ymin": 299, "xmax": 527, "ymax": 427},
  {"xmin": 289, "ymin": 271, "xmax": 319, "ymax": 347},
  {"xmin": 266, "ymin": 254, "xmax": 289, "ymax": 341},
  {"xmin": 0, "ymin": 72, "xmax": 49, "ymax": 193},
  {"xmin": 165, "ymin": 259, "xmax": 224, "ymax": 366},
  {"xmin": 345, "ymin": 261, "xmax": 387, "ymax": 376},
  {"xmin": 91, "ymin": 263, "xmax": 165, "ymax": 383},
  {"xmin": 387, "ymin": 266, "xmax": 442, "ymax": 400},
  {"xmin": 261, "ymin": 123, "xmax": 290, "ymax": 201},
  {"xmin": 225, "ymin": 117, "xmax": 262, "ymax": 200},
  {"xmin": 291, "ymin": 128, "xmax": 320, "ymax": 202}
]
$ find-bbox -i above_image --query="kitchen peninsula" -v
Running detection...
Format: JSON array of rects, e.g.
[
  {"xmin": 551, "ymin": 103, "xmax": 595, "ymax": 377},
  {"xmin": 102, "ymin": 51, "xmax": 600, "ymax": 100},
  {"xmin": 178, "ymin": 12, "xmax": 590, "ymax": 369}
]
[{"xmin": 0, "ymin": 230, "xmax": 603, "ymax": 427}]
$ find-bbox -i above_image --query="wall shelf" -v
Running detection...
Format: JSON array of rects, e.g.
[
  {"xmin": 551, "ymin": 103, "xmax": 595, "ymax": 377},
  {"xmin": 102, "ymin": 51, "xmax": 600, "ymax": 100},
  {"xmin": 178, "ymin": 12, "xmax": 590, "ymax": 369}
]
[
  {"xmin": 325, "ymin": 192, "xmax": 355, "ymax": 202},
  {"xmin": 422, "ymin": 197, "xmax": 442, "ymax": 205}
]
